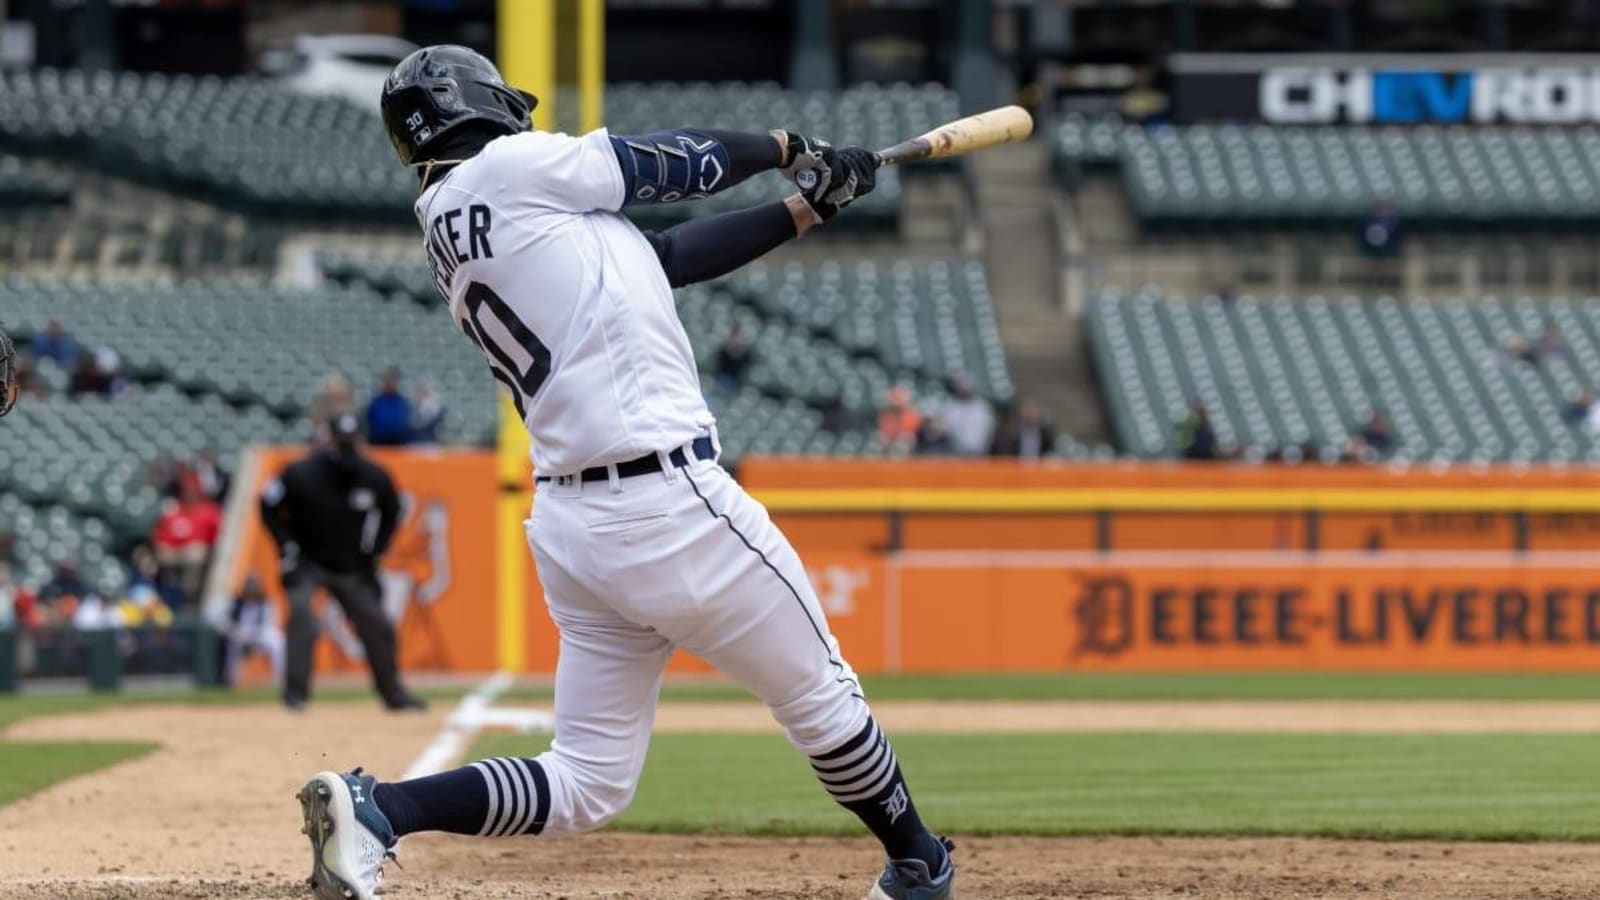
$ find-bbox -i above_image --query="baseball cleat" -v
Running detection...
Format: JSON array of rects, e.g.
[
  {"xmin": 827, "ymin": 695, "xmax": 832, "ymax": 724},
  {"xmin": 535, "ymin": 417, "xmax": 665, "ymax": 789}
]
[
  {"xmin": 297, "ymin": 769, "xmax": 397, "ymax": 900},
  {"xmin": 867, "ymin": 836, "xmax": 956, "ymax": 900}
]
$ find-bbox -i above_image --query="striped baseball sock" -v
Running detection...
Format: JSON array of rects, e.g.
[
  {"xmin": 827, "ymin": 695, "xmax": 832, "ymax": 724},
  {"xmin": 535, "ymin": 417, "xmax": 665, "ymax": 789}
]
[
  {"xmin": 810, "ymin": 717, "xmax": 945, "ymax": 870},
  {"xmin": 374, "ymin": 757, "xmax": 549, "ymax": 838}
]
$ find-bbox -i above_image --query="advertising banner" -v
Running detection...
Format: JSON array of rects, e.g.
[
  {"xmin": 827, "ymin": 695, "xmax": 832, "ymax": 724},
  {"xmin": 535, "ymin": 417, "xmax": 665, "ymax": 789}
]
[
  {"xmin": 888, "ymin": 553, "xmax": 1600, "ymax": 672},
  {"xmin": 1170, "ymin": 53, "xmax": 1600, "ymax": 125}
]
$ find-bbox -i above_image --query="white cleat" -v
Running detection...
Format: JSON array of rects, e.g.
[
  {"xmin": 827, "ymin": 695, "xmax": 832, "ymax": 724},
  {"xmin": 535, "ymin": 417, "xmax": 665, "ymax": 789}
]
[{"xmin": 296, "ymin": 769, "xmax": 398, "ymax": 900}]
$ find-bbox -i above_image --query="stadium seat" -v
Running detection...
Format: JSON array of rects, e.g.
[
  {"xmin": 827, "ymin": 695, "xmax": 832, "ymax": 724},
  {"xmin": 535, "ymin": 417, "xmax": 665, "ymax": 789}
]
[
  {"xmin": 1057, "ymin": 119, "xmax": 1600, "ymax": 229},
  {"xmin": 0, "ymin": 70, "xmax": 952, "ymax": 225},
  {"xmin": 320, "ymin": 251, "xmax": 1012, "ymax": 465},
  {"xmin": 1088, "ymin": 289, "xmax": 1600, "ymax": 462}
]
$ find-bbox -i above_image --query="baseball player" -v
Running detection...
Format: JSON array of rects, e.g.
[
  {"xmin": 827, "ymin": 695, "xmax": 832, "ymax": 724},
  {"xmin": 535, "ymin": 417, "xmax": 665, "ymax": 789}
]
[{"xmin": 297, "ymin": 46, "xmax": 954, "ymax": 900}]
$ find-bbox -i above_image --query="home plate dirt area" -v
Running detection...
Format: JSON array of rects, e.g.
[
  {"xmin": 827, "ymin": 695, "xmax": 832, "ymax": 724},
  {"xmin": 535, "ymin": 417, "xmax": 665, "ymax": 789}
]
[{"xmin": 2, "ymin": 700, "xmax": 1599, "ymax": 899}]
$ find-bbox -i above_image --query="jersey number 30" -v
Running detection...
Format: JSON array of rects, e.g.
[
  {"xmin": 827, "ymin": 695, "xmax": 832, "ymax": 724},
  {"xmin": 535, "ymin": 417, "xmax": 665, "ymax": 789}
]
[{"xmin": 461, "ymin": 281, "xmax": 551, "ymax": 419}]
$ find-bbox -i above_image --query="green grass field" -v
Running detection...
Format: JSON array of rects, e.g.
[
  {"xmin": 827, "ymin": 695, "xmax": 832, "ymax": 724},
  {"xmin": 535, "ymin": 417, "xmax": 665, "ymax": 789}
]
[
  {"xmin": 4, "ymin": 670, "xmax": 1598, "ymax": 733},
  {"xmin": 0, "ymin": 741, "xmax": 155, "ymax": 808},
  {"xmin": 472, "ymin": 729, "xmax": 1600, "ymax": 841},
  {"xmin": 7, "ymin": 671, "xmax": 1600, "ymax": 836}
]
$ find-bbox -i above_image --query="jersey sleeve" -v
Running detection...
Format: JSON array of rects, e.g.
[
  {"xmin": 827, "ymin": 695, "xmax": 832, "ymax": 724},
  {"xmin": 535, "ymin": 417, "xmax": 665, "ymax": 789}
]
[{"xmin": 485, "ymin": 129, "xmax": 626, "ymax": 214}]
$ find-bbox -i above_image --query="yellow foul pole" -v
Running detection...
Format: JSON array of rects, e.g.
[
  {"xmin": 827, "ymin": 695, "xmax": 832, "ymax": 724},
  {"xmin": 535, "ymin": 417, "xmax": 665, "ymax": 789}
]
[
  {"xmin": 579, "ymin": 0, "xmax": 605, "ymax": 132},
  {"xmin": 491, "ymin": 0, "xmax": 558, "ymax": 672}
]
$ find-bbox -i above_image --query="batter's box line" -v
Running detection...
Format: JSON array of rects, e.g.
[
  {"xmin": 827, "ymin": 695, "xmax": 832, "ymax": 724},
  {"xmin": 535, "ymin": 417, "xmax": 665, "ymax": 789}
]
[{"xmin": 402, "ymin": 671, "xmax": 554, "ymax": 780}]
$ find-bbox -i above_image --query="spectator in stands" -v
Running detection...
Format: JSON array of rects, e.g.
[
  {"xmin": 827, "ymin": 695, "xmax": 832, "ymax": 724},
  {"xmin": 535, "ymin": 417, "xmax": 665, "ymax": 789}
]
[
  {"xmin": 191, "ymin": 448, "xmax": 230, "ymax": 502},
  {"xmin": 713, "ymin": 323, "xmax": 754, "ymax": 397},
  {"xmin": 1505, "ymin": 336, "xmax": 1539, "ymax": 366},
  {"xmin": 0, "ymin": 531, "xmax": 16, "ymax": 568},
  {"xmin": 1506, "ymin": 325, "xmax": 1568, "ymax": 368},
  {"xmin": 68, "ymin": 351, "xmax": 110, "ymax": 396},
  {"xmin": 118, "ymin": 574, "xmax": 175, "ymax": 630},
  {"xmin": 365, "ymin": 368, "xmax": 413, "ymax": 446},
  {"xmin": 150, "ymin": 471, "xmax": 222, "ymax": 605},
  {"xmin": 38, "ymin": 559, "xmax": 90, "ymax": 613},
  {"xmin": 1563, "ymin": 387, "xmax": 1596, "ymax": 427},
  {"xmin": 941, "ymin": 375, "xmax": 994, "ymax": 457},
  {"xmin": 1358, "ymin": 199, "xmax": 1403, "ymax": 258},
  {"xmin": 877, "ymin": 385, "xmax": 923, "ymax": 451},
  {"xmin": 1177, "ymin": 402, "xmax": 1218, "ymax": 460},
  {"xmin": 31, "ymin": 318, "xmax": 79, "ymax": 367},
  {"xmin": 0, "ymin": 564, "xmax": 18, "ymax": 631},
  {"xmin": 312, "ymin": 372, "xmax": 355, "ymax": 428},
  {"xmin": 915, "ymin": 416, "xmax": 954, "ymax": 455},
  {"xmin": 993, "ymin": 399, "xmax": 1058, "ymax": 461},
  {"xmin": 1343, "ymin": 409, "xmax": 1395, "ymax": 462},
  {"xmin": 71, "ymin": 591, "xmax": 116, "ymax": 631},
  {"xmin": 126, "ymin": 545, "xmax": 185, "ymax": 615},
  {"xmin": 2, "ymin": 563, "xmax": 39, "ymax": 675},
  {"xmin": 11, "ymin": 351, "xmax": 43, "ymax": 399},
  {"xmin": 411, "ymin": 384, "xmax": 447, "ymax": 445},
  {"xmin": 1584, "ymin": 396, "xmax": 1600, "ymax": 440},
  {"xmin": 225, "ymin": 575, "xmax": 285, "ymax": 686},
  {"xmin": 1, "ymin": 563, "xmax": 38, "ymax": 630}
]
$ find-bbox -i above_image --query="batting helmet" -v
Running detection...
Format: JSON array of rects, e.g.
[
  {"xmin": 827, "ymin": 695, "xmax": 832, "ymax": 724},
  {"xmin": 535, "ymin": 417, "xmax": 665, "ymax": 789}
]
[{"xmin": 380, "ymin": 45, "xmax": 537, "ymax": 167}]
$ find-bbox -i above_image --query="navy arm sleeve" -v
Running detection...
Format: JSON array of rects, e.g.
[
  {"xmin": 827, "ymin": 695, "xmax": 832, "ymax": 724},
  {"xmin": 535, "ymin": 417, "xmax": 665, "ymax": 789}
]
[
  {"xmin": 608, "ymin": 128, "xmax": 781, "ymax": 206},
  {"xmin": 643, "ymin": 201, "xmax": 797, "ymax": 289}
]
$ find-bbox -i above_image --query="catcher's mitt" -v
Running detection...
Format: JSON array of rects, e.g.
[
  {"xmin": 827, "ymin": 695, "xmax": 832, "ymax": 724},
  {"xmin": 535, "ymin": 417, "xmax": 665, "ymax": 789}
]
[{"xmin": 0, "ymin": 325, "xmax": 17, "ymax": 417}]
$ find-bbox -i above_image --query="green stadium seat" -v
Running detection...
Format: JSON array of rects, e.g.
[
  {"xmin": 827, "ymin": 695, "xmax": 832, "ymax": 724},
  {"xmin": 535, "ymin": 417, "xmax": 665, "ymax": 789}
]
[{"xmin": 1088, "ymin": 289, "xmax": 1600, "ymax": 462}]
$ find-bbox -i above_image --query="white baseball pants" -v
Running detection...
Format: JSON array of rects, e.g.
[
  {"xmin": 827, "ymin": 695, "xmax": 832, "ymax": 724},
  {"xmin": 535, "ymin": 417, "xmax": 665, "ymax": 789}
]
[{"xmin": 522, "ymin": 449, "xmax": 871, "ymax": 836}]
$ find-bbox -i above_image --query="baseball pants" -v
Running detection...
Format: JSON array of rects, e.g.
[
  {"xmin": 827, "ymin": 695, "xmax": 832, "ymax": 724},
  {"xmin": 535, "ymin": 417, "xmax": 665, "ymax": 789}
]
[
  {"xmin": 523, "ymin": 451, "xmax": 870, "ymax": 835},
  {"xmin": 284, "ymin": 565, "xmax": 406, "ymax": 706}
]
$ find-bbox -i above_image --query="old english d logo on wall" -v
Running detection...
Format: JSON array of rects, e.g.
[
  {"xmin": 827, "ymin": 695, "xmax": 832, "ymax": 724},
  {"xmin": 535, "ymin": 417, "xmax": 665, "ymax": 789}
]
[{"xmin": 1072, "ymin": 574, "xmax": 1135, "ymax": 658}]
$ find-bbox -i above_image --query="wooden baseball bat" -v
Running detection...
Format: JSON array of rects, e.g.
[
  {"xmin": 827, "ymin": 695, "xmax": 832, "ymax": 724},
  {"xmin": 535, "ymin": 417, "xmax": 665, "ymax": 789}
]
[{"xmin": 874, "ymin": 105, "xmax": 1034, "ymax": 167}]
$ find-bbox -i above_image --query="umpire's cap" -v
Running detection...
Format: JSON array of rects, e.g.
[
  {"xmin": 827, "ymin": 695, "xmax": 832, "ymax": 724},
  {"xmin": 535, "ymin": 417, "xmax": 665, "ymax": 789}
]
[{"xmin": 380, "ymin": 45, "xmax": 536, "ymax": 167}]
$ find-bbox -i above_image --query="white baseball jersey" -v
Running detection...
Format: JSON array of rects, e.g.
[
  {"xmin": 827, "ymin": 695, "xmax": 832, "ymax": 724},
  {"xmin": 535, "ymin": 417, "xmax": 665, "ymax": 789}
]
[{"xmin": 414, "ymin": 129, "xmax": 714, "ymax": 475}]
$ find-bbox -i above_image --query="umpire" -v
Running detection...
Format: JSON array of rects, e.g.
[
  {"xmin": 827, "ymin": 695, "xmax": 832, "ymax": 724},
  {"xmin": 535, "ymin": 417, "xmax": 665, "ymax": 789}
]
[{"xmin": 260, "ymin": 414, "xmax": 425, "ymax": 712}]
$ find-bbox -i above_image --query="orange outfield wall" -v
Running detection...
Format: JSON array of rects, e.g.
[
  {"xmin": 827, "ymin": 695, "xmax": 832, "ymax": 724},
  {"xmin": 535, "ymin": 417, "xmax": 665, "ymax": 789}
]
[
  {"xmin": 739, "ymin": 458, "xmax": 1600, "ymax": 671},
  {"xmin": 741, "ymin": 458, "xmax": 1600, "ymax": 554},
  {"xmin": 226, "ymin": 453, "xmax": 1600, "ymax": 675},
  {"xmin": 230, "ymin": 448, "xmax": 505, "ymax": 678}
]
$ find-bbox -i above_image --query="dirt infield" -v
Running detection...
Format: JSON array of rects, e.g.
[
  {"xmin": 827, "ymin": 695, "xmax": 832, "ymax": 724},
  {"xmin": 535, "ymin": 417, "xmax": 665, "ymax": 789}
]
[{"xmin": 4, "ymin": 699, "xmax": 1600, "ymax": 899}]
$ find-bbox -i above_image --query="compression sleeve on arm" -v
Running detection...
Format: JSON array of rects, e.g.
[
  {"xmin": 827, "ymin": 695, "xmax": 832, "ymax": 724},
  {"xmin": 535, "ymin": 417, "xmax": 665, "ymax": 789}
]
[
  {"xmin": 609, "ymin": 128, "xmax": 781, "ymax": 206},
  {"xmin": 644, "ymin": 200, "xmax": 797, "ymax": 288}
]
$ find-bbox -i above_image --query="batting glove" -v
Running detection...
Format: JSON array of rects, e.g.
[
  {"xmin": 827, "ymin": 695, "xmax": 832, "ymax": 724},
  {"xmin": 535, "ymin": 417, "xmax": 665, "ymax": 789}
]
[
  {"xmin": 777, "ymin": 131, "xmax": 833, "ymax": 190},
  {"xmin": 795, "ymin": 146, "xmax": 879, "ymax": 221}
]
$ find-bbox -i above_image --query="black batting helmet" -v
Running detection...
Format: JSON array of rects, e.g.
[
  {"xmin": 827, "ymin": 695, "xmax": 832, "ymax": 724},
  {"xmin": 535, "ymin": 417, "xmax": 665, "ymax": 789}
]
[{"xmin": 380, "ymin": 45, "xmax": 536, "ymax": 167}]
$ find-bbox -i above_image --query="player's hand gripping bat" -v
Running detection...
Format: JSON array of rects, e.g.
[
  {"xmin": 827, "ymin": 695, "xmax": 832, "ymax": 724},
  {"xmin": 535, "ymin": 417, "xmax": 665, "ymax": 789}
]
[{"xmin": 874, "ymin": 105, "xmax": 1035, "ymax": 168}]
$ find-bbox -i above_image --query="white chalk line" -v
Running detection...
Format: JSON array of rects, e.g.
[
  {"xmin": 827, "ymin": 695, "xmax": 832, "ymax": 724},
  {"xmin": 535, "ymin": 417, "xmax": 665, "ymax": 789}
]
[{"xmin": 402, "ymin": 671, "xmax": 553, "ymax": 780}]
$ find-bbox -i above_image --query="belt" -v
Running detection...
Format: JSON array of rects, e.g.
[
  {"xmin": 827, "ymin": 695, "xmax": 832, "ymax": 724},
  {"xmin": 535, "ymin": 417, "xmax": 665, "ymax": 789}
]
[{"xmin": 535, "ymin": 436, "xmax": 716, "ymax": 484}]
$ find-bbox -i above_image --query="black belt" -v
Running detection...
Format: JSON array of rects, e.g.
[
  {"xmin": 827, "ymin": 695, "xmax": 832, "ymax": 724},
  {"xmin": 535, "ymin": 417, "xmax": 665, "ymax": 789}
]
[{"xmin": 535, "ymin": 436, "xmax": 716, "ymax": 484}]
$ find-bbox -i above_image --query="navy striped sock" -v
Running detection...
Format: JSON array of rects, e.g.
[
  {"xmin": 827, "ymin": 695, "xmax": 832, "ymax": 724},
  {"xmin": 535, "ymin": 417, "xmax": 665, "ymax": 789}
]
[
  {"xmin": 811, "ymin": 718, "xmax": 943, "ymax": 870},
  {"xmin": 374, "ymin": 757, "xmax": 548, "ymax": 838}
]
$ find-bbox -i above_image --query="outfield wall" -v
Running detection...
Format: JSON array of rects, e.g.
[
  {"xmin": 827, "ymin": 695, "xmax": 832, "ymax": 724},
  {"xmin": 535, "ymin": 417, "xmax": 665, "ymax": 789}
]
[{"xmin": 224, "ymin": 452, "xmax": 1600, "ymax": 677}]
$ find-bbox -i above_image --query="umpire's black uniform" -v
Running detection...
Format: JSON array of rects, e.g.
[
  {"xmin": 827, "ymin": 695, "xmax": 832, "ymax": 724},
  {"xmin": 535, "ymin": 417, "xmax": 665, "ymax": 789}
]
[{"xmin": 260, "ymin": 415, "xmax": 423, "ymax": 711}]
